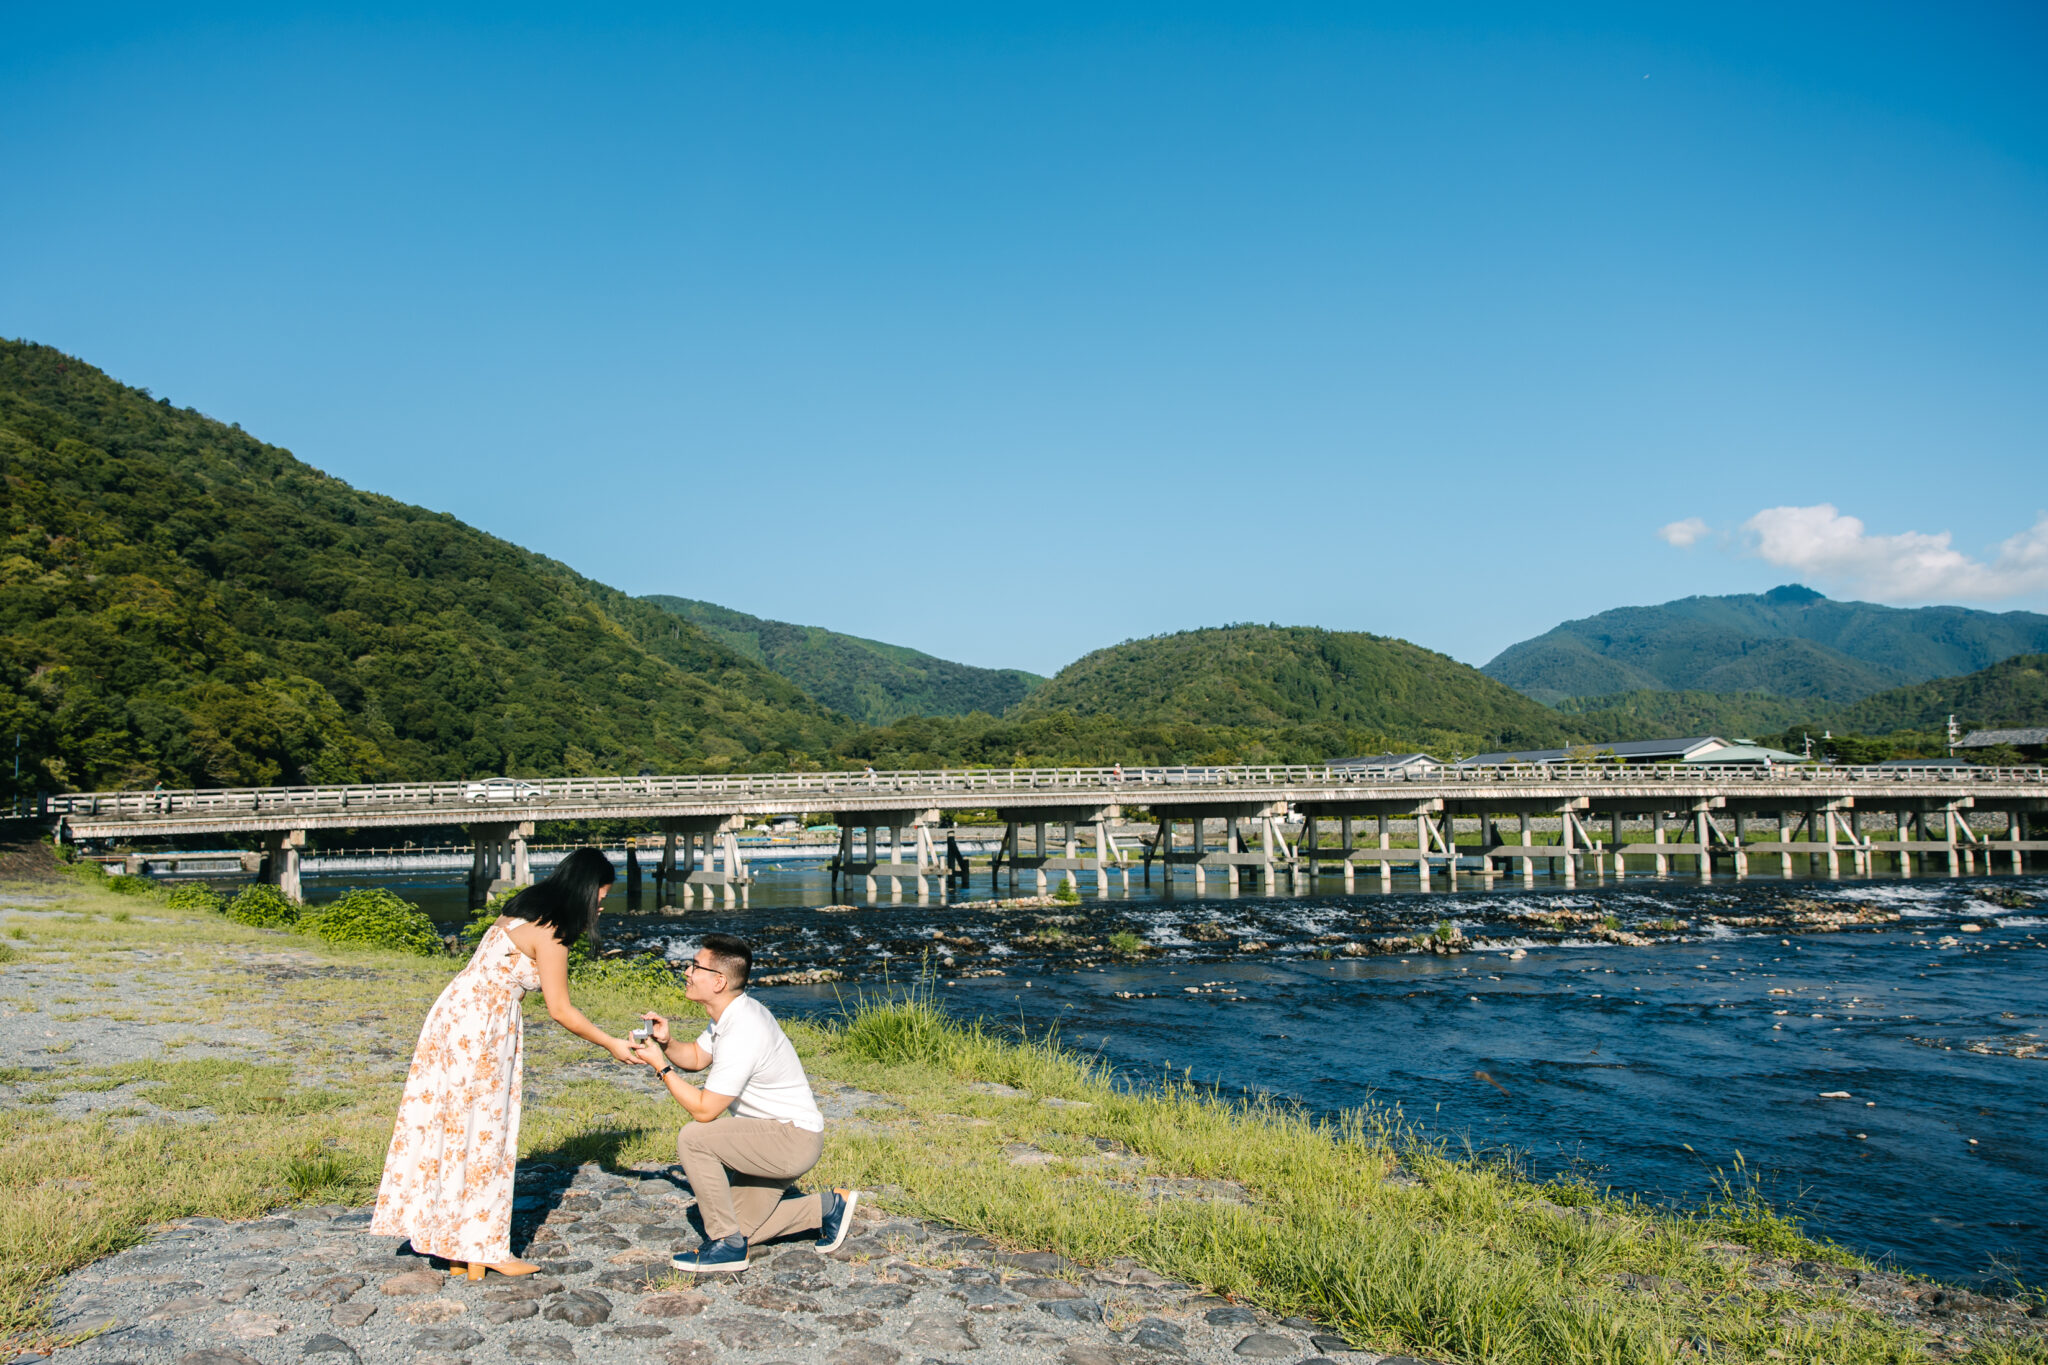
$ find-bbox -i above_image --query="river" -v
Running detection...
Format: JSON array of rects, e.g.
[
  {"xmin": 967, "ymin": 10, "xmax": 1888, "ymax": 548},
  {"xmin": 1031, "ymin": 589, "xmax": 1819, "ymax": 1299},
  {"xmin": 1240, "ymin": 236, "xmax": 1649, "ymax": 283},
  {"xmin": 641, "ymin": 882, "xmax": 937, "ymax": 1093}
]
[{"xmin": 302, "ymin": 865, "xmax": 2048, "ymax": 1285}]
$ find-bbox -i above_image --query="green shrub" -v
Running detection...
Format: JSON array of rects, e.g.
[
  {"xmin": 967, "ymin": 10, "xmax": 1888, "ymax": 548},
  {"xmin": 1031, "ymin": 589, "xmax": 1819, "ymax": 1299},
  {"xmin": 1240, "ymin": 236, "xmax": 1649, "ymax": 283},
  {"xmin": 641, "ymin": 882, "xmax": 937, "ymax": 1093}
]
[
  {"xmin": 62, "ymin": 859, "xmax": 109, "ymax": 886},
  {"xmin": 1107, "ymin": 929, "xmax": 1147, "ymax": 957},
  {"xmin": 458, "ymin": 886, "xmax": 524, "ymax": 948},
  {"xmin": 298, "ymin": 888, "xmax": 441, "ymax": 956},
  {"xmin": 571, "ymin": 952, "xmax": 690, "ymax": 1009},
  {"xmin": 225, "ymin": 884, "xmax": 300, "ymax": 929},
  {"xmin": 1053, "ymin": 876, "xmax": 1081, "ymax": 905},
  {"xmin": 165, "ymin": 884, "xmax": 226, "ymax": 913},
  {"xmin": 106, "ymin": 874, "xmax": 157, "ymax": 897}
]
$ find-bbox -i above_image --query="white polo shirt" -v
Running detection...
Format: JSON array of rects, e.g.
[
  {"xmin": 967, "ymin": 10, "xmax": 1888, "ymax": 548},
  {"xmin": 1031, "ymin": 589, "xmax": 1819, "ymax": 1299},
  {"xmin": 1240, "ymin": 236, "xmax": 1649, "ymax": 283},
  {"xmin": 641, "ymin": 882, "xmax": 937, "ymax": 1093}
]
[{"xmin": 694, "ymin": 993, "xmax": 824, "ymax": 1133}]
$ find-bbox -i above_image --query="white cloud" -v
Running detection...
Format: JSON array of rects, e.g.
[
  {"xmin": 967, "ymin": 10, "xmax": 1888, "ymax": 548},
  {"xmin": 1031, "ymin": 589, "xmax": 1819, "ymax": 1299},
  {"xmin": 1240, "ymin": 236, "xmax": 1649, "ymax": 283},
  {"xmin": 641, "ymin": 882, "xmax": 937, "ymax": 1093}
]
[
  {"xmin": 1658, "ymin": 517, "xmax": 1710, "ymax": 548},
  {"xmin": 1740, "ymin": 504, "xmax": 2048, "ymax": 601}
]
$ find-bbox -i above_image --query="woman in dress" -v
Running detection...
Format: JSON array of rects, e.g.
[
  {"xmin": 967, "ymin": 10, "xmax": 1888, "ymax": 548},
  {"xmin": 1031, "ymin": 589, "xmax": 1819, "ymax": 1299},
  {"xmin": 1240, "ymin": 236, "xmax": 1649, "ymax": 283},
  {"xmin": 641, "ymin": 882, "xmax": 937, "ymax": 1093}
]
[{"xmin": 370, "ymin": 847, "xmax": 639, "ymax": 1279}]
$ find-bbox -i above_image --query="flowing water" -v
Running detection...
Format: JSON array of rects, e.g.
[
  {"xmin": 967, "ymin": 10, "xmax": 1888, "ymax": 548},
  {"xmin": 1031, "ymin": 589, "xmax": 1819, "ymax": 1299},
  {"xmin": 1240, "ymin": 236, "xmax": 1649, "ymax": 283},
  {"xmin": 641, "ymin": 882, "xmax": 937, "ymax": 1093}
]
[{"xmin": 303, "ymin": 866, "xmax": 2048, "ymax": 1284}]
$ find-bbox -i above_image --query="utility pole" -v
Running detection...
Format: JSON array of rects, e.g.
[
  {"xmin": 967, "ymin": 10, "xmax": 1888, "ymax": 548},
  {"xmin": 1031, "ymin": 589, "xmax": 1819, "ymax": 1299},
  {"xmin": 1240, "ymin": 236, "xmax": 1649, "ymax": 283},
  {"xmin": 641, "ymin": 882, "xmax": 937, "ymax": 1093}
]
[{"xmin": 1946, "ymin": 714, "xmax": 1959, "ymax": 757}]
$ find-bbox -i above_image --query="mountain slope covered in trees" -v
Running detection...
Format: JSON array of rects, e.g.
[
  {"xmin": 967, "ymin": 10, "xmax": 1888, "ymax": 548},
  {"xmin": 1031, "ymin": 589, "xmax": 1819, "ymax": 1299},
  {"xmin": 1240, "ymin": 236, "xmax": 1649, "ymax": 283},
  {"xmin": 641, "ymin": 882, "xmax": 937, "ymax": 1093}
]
[
  {"xmin": 643, "ymin": 596, "xmax": 1043, "ymax": 725},
  {"xmin": 1484, "ymin": 585, "xmax": 2048, "ymax": 705},
  {"xmin": 0, "ymin": 340, "xmax": 845, "ymax": 797},
  {"xmin": 1016, "ymin": 626, "xmax": 1576, "ymax": 753},
  {"xmin": 1820, "ymin": 653, "xmax": 2048, "ymax": 735}
]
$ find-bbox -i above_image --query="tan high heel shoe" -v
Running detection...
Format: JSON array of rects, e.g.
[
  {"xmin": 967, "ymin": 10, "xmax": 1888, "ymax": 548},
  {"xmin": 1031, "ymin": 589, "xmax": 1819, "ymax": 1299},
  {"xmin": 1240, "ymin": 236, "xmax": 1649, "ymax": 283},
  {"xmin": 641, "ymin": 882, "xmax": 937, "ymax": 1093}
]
[{"xmin": 469, "ymin": 1258, "xmax": 539, "ymax": 1280}]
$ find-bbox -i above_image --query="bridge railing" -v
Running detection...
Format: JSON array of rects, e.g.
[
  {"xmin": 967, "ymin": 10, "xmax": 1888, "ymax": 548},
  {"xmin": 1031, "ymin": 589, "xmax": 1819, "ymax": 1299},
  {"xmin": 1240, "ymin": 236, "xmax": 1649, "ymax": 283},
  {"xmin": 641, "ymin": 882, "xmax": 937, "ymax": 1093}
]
[{"xmin": 41, "ymin": 760, "xmax": 2048, "ymax": 823}]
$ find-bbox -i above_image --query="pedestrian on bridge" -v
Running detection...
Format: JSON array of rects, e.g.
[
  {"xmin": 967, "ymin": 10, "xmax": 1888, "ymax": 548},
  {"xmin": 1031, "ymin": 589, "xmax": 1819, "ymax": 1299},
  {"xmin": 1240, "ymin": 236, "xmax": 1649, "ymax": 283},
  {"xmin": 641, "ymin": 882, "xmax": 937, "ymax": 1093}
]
[{"xmin": 370, "ymin": 847, "xmax": 643, "ymax": 1280}]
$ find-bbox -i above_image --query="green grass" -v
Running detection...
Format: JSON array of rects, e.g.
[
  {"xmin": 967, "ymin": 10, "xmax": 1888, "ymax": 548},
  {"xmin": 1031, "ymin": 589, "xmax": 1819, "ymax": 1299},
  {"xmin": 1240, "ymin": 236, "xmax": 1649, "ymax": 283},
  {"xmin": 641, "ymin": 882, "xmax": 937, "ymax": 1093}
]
[{"xmin": 1106, "ymin": 930, "xmax": 1147, "ymax": 957}]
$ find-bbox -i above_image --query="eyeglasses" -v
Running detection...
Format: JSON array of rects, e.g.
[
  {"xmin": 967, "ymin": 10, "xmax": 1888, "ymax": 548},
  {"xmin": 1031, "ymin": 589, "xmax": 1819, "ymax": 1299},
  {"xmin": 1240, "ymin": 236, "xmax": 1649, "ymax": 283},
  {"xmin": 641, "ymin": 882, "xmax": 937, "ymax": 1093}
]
[{"xmin": 679, "ymin": 960, "xmax": 725, "ymax": 978}]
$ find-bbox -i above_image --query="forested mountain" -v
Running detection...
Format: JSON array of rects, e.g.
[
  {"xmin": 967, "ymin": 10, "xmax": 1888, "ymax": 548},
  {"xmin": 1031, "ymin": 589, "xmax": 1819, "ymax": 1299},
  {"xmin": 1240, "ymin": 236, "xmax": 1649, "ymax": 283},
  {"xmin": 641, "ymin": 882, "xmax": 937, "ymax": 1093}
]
[
  {"xmin": 1821, "ymin": 653, "xmax": 2048, "ymax": 736},
  {"xmin": 1484, "ymin": 585, "xmax": 2048, "ymax": 706},
  {"xmin": 644, "ymin": 596, "xmax": 1043, "ymax": 725},
  {"xmin": 1558, "ymin": 689, "xmax": 1817, "ymax": 743},
  {"xmin": 0, "ymin": 341, "xmax": 845, "ymax": 797},
  {"xmin": 1015, "ymin": 626, "xmax": 1577, "ymax": 753}
]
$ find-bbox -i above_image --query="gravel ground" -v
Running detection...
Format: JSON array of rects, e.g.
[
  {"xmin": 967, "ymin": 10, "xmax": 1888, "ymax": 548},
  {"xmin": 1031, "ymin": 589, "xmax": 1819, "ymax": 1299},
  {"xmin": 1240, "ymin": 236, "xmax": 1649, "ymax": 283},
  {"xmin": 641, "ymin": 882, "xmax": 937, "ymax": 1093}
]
[
  {"xmin": 31, "ymin": 1161, "xmax": 1412, "ymax": 1365},
  {"xmin": 0, "ymin": 954, "xmax": 279, "ymax": 1125}
]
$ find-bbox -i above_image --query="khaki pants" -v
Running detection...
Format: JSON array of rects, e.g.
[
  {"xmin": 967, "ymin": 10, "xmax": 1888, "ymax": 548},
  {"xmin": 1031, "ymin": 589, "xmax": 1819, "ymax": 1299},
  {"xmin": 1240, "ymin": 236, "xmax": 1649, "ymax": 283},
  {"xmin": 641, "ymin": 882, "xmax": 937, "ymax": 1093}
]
[{"xmin": 676, "ymin": 1116, "xmax": 825, "ymax": 1244}]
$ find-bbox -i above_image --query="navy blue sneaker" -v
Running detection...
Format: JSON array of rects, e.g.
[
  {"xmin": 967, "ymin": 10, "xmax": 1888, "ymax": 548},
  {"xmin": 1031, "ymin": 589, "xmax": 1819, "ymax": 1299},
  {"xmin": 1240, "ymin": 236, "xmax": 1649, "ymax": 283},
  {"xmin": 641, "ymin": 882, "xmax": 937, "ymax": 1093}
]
[
  {"xmin": 816, "ymin": 1187, "xmax": 861, "ymax": 1253},
  {"xmin": 671, "ymin": 1235, "xmax": 749, "ymax": 1274}
]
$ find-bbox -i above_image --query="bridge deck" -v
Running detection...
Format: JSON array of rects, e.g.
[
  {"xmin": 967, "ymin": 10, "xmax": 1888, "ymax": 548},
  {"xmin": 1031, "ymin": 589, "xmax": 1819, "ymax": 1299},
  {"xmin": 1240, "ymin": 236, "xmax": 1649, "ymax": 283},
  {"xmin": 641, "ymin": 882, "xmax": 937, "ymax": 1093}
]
[{"xmin": 45, "ymin": 762, "xmax": 2048, "ymax": 840}]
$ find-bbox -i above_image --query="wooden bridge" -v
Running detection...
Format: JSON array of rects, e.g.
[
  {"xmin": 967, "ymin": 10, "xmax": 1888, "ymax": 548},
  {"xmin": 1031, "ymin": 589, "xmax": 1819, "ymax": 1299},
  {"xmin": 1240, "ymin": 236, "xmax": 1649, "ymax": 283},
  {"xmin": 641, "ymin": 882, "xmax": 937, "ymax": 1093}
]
[{"xmin": 46, "ymin": 762, "xmax": 2048, "ymax": 904}]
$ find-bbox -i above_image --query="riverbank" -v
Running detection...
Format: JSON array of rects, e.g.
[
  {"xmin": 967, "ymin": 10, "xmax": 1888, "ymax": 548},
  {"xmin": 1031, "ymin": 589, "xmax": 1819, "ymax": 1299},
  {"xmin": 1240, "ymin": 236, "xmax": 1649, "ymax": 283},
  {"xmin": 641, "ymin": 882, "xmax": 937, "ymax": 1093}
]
[{"xmin": 3, "ymin": 873, "xmax": 2045, "ymax": 1364}]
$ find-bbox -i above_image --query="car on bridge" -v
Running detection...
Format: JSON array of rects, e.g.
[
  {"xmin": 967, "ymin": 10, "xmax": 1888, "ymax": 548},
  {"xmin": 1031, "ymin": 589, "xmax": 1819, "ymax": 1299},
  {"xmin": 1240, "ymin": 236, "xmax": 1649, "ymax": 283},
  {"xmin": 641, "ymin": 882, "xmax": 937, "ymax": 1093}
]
[{"xmin": 464, "ymin": 777, "xmax": 545, "ymax": 804}]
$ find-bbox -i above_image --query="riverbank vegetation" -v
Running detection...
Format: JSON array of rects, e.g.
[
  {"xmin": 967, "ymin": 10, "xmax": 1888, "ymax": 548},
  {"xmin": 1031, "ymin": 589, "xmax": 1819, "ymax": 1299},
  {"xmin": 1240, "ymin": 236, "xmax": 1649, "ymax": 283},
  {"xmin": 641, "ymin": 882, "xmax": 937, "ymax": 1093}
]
[{"xmin": 4, "ymin": 872, "xmax": 2041, "ymax": 1362}]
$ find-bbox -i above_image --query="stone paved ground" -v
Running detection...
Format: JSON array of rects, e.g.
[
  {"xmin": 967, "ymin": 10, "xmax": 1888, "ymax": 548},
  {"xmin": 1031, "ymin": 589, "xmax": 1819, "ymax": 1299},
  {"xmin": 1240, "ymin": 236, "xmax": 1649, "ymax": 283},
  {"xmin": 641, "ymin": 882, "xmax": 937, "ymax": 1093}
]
[{"xmin": 31, "ymin": 1162, "xmax": 1427, "ymax": 1365}]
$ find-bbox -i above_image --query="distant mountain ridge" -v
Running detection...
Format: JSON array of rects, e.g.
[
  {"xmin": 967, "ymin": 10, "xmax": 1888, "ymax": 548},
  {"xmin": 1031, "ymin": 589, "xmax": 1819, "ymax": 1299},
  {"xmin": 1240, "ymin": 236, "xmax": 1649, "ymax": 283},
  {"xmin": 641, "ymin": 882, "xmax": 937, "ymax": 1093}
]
[
  {"xmin": 1485, "ymin": 585, "xmax": 2048, "ymax": 706},
  {"xmin": 1562, "ymin": 653, "xmax": 2048, "ymax": 750},
  {"xmin": 642, "ymin": 596, "xmax": 1044, "ymax": 725},
  {"xmin": 1018, "ymin": 625, "xmax": 1576, "ymax": 751}
]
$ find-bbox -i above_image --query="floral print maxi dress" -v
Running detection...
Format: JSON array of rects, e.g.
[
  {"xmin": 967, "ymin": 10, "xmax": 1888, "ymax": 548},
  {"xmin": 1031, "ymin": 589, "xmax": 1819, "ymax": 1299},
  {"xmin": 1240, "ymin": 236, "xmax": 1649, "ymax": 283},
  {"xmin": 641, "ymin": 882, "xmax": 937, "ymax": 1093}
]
[{"xmin": 370, "ymin": 918, "xmax": 543, "ymax": 1264}]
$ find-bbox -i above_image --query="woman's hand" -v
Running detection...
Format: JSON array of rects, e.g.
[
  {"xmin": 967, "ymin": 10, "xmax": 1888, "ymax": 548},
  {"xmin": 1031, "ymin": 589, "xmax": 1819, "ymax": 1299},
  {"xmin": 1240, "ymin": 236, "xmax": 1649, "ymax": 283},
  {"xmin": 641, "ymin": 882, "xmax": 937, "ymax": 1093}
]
[
  {"xmin": 628, "ymin": 1036, "xmax": 669, "ymax": 1070},
  {"xmin": 640, "ymin": 1011, "xmax": 672, "ymax": 1046},
  {"xmin": 604, "ymin": 1036, "xmax": 642, "ymax": 1065}
]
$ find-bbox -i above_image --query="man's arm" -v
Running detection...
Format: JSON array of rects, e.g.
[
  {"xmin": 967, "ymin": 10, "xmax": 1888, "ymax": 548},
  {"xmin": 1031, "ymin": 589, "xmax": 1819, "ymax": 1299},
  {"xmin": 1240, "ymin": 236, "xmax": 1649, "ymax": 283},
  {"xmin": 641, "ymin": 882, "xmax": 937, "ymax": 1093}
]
[
  {"xmin": 629, "ymin": 1036, "xmax": 734, "ymax": 1123},
  {"xmin": 640, "ymin": 1011, "xmax": 712, "ymax": 1071}
]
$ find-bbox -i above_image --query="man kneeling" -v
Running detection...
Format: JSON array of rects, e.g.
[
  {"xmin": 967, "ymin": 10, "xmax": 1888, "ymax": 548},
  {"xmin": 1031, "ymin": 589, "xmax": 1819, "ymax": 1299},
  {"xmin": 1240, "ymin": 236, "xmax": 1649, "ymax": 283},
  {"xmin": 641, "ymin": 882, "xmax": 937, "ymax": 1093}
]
[{"xmin": 631, "ymin": 933, "xmax": 860, "ymax": 1273}]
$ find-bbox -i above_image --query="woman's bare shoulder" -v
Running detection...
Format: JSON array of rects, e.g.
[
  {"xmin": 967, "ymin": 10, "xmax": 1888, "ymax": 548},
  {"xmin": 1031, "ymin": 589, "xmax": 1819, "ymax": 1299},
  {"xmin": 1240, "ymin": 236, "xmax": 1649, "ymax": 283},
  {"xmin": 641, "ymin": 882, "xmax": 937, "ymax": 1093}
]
[{"xmin": 497, "ymin": 915, "xmax": 559, "ymax": 959}]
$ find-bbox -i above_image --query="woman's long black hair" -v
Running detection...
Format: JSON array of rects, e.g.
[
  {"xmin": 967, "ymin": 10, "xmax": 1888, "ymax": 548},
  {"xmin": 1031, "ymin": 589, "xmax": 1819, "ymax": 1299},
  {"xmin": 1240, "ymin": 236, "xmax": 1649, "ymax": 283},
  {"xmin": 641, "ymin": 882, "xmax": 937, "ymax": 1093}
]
[{"xmin": 507, "ymin": 847, "xmax": 615, "ymax": 947}]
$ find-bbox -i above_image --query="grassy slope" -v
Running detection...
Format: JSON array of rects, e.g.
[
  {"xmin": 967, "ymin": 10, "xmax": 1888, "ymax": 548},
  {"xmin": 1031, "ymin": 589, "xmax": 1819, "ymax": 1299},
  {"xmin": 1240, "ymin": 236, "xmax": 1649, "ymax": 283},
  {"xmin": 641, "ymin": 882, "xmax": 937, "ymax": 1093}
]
[
  {"xmin": 1485, "ymin": 586, "xmax": 2048, "ymax": 706},
  {"xmin": 7, "ymin": 873, "xmax": 2038, "ymax": 1364},
  {"xmin": 0, "ymin": 341, "xmax": 845, "ymax": 792},
  {"xmin": 644, "ymin": 595, "xmax": 1045, "ymax": 725},
  {"xmin": 1017, "ymin": 626, "xmax": 1577, "ymax": 750}
]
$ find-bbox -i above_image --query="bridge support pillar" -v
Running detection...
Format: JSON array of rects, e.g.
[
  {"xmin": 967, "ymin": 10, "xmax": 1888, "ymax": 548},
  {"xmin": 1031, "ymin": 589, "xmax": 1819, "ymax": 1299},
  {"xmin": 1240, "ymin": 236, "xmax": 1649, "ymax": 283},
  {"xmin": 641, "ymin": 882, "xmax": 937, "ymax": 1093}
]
[
  {"xmin": 465, "ymin": 822, "xmax": 532, "ymax": 908},
  {"xmin": 258, "ymin": 830, "xmax": 307, "ymax": 903},
  {"xmin": 831, "ymin": 809, "xmax": 941, "ymax": 902}
]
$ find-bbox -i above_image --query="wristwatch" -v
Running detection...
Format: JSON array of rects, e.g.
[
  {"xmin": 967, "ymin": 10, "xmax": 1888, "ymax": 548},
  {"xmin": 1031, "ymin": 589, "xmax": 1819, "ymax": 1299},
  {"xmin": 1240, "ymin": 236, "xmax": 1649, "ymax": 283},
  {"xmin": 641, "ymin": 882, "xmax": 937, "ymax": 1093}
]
[{"xmin": 656, "ymin": 1063, "xmax": 677, "ymax": 1081}]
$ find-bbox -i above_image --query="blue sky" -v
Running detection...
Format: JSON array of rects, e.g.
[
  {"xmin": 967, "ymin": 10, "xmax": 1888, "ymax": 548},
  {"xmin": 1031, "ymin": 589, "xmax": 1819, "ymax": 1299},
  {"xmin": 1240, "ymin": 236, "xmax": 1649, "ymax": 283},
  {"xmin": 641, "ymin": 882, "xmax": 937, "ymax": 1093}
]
[{"xmin": 5, "ymin": 2, "xmax": 2045, "ymax": 676}]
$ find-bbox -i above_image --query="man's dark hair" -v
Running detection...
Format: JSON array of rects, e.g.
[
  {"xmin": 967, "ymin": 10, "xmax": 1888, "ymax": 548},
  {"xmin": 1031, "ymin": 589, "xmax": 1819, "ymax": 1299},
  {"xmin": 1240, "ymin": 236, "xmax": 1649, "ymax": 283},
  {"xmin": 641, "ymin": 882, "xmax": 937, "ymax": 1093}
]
[
  {"xmin": 506, "ymin": 847, "xmax": 615, "ymax": 947},
  {"xmin": 699, "ymin": 933, "xmax": 752, "ymax": 990}
]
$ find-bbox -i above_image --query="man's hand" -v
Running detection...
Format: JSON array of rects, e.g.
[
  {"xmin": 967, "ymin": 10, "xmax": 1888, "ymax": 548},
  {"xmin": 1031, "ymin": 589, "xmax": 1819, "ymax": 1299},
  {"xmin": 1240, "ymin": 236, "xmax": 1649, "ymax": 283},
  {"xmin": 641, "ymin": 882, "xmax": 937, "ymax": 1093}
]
[
  {"xmin": 640, "ymin": 1011, "xmax": 672, "ymax": 1046},
  {"xmin": 629, "ymin": 1036, "xmax": 669, "ymax": 1070},
  {"xmin": 605, "ymin": 1037, "xmax": 643, "ymax": 1065}
]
